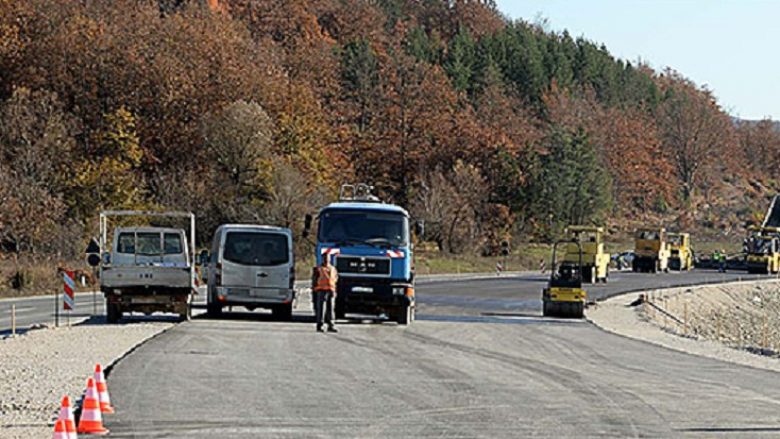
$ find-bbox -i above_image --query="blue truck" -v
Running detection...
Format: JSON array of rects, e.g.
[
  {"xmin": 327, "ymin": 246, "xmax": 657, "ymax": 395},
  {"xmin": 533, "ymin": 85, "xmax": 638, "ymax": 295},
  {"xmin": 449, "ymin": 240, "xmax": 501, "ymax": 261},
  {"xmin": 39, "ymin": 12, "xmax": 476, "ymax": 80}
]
[{"xmin": 305, "ymin": 184, "xmax": 421, "ymax": 325}]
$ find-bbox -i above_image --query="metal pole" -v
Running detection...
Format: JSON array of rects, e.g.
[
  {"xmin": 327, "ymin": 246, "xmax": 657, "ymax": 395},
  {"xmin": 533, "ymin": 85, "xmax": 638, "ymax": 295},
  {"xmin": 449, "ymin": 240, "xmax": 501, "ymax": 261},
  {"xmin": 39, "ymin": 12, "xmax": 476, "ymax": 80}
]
[
  {"xmin": 11, "ymin": 304, "xmax": 16, "ymax": 336},
  {"xmin": 54, "ymin": 289, "xmax": 59, "ymax": 328}
]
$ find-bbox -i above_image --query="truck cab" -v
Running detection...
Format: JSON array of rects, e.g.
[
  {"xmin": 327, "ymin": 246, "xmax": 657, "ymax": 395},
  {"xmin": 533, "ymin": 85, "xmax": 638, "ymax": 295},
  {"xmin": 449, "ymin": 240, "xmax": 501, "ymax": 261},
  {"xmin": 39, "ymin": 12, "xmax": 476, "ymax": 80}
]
[
  {"xmin": 309, "ymin": 184, "xmax": 416, "ymax": 325},
  {"xmin": 100, "ymin": 213, "xmax": 197, "ymax": 323},
  {"xmin": 632, "ymin": 228, "xmax": 670, "ymax": 273},
  {"xmin": 562, "ymin": 226, "xmax": 609, "ymax": 284},
  {"xmin": 667, "ymin": 232, "xmax": 693, "ymax": 271}
]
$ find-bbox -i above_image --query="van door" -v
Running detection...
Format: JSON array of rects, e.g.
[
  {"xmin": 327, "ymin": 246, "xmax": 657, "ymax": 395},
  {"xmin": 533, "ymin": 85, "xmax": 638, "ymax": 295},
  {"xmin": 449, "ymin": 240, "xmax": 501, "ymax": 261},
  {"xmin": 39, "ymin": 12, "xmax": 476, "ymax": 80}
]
[{"xmin": 220, "ymin": 231, "xmax": 291, "ymax": 298}]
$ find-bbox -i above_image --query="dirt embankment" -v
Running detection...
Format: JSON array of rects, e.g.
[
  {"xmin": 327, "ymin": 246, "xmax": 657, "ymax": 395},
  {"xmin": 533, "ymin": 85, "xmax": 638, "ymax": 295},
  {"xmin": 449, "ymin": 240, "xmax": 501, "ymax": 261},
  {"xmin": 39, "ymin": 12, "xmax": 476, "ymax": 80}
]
[{"xmin": 588, "ymin": 279, "xmax": 780, "ymax": 372}]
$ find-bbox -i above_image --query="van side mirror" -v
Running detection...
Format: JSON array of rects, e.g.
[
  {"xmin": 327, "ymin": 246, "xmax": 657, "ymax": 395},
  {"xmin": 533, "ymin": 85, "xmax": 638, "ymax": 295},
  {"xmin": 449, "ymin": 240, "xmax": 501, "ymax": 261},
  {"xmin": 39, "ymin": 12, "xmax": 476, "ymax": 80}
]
[
  {"xmin": 198, "ymin": 250, "xmax": 209, "ymax": 266},
  {"xmin": 303, "ymin": 214, "xmax": 313, "ymax": 239},
  {"xmin": 414, "ymin": 220, "xmax": 425, "ymax": 238},
  {"xmin": 102, "ymin": 252, "xmax": 111, "ymax": 265}
]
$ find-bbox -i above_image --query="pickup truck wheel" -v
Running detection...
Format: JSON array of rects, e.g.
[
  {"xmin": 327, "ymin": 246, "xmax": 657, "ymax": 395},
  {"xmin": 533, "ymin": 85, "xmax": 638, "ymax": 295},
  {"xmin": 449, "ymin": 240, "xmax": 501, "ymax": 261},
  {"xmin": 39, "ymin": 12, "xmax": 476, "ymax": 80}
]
[
  {"xmin": 396, "ymin": 305, "xmax": 412, "ymax": 326},
  {"xmin": 106, "ymin": 303, "xmax": 121, "ymax": 324},
  {"xmin": 207, "ymin": 302, "xmax": 222, "ymax": 317},
  {"xmin": 272, "ymin": 304, "xmax": 293, "ymax": 321}
]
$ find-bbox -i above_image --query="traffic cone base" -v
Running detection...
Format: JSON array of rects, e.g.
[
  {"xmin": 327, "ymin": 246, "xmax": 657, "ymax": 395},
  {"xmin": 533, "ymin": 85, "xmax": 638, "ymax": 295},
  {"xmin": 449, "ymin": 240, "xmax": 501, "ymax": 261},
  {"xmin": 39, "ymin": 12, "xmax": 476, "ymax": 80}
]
[
  {"xmin": 57, "ymin": 395, "xmax": 78, "ymax": 439},
  {"xmin": 94, "ymin": 364, "xmax": 115, "ymax": 414},
  {"xmin": 77, "ymin": 378, "xmax": 109, "ymax": 435},
  {"xmin": 52, "ymin": 419, "xmax": 68, "ymax": 439}
]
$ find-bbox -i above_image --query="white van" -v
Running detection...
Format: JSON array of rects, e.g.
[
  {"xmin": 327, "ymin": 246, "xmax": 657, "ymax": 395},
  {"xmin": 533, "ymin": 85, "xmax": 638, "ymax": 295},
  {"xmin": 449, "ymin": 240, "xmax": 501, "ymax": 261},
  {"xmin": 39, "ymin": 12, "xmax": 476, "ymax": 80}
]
[{"xmin": 205, "ymin": 225, "xmax": 295, "ymax": 320}]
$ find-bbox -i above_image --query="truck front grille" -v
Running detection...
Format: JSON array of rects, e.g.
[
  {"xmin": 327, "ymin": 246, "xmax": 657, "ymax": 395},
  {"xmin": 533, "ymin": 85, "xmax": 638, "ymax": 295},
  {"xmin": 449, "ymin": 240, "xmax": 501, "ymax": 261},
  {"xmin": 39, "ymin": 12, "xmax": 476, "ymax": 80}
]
[{"xmin": 336, "ymin": 256, "xmax": 391, "ymax": 276}]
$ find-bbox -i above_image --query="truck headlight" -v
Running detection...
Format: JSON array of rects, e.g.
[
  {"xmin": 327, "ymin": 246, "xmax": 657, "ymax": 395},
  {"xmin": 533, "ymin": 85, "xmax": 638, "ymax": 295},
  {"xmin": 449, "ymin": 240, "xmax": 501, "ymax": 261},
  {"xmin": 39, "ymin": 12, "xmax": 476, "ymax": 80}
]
[{"xmin": 393, "ymin": 287, "xmax": 405, "ymax": 295}]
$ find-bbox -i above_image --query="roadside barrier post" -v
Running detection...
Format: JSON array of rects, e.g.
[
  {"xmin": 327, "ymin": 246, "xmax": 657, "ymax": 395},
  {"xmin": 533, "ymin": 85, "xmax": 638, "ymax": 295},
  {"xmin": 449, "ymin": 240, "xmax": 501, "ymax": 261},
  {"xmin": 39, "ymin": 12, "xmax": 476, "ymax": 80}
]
[{"xmin": 10, "ymin": 304, "xmax": 15, "ymax": 335}]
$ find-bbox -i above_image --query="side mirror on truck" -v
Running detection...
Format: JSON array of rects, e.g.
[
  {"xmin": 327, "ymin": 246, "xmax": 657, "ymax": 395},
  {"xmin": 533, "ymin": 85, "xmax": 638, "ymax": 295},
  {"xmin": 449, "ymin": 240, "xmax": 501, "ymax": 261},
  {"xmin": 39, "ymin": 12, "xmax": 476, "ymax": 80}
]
[
  {"xmin": 414, "ymin": 220, "xmax": 425, "ymax": 239},
  {"xmin": 198, "ymin": 250, "xmax": 209, "ymax": 266},
  {"xmin": 303, "ymin": 214, "xmax": 313, "ymax": 239}
]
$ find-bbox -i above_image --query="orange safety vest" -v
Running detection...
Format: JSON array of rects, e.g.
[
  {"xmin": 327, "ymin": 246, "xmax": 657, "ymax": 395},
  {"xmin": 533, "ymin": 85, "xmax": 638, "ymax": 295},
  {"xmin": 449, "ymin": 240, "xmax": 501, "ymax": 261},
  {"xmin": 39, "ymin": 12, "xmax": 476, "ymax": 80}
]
[{"xmin": 314, "ymin": 266, "xmax": 337, "ymax": 292}]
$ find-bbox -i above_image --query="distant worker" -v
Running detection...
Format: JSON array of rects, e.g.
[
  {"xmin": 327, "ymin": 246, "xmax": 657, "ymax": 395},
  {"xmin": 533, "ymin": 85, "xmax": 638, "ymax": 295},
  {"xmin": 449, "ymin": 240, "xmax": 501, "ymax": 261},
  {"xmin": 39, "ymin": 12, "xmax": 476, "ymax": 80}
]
[
  {"xmin": 312, "ymin": 256, "xmax": 338, "ymax": 333},
  {"xmin": 719, "ymin": 249, "xmax": 728, "ymax": 273}
]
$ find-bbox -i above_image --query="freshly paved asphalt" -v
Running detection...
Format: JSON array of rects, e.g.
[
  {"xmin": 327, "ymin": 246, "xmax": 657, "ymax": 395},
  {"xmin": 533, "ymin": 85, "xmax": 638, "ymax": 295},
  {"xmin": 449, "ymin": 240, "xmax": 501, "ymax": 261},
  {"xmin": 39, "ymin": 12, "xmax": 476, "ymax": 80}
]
[{"xmin": 98, "ymin": 269, "xmax": 780, "ymax": 438}]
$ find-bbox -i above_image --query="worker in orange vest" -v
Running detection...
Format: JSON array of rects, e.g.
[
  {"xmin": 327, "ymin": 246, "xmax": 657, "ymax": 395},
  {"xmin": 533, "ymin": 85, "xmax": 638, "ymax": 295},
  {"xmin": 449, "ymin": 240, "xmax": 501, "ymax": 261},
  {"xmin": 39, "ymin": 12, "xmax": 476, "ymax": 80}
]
[{"xmin": 312, "ymin": 256, "xmax": 338, "ymax": 333}]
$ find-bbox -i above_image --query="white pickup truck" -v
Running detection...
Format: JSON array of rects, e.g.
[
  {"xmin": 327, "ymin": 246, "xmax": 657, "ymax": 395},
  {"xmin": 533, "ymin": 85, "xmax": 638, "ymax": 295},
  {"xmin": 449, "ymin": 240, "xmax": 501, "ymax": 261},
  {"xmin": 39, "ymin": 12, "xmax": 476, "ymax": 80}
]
[{"xmin": 99, "ymin": 211, "xmax": 197, "ymax": 323}]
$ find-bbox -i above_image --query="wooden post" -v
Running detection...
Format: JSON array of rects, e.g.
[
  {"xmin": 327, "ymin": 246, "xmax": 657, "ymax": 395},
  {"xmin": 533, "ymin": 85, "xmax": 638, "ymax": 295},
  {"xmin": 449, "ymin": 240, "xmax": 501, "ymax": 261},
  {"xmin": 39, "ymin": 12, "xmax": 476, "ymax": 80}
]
[
  {"xmin": 716, "ymin": 313, "xmax": 721, "ymax": 341},
  {"xmin": 763, "ymin": 312, "xmax": 768, "ymax": 350}
]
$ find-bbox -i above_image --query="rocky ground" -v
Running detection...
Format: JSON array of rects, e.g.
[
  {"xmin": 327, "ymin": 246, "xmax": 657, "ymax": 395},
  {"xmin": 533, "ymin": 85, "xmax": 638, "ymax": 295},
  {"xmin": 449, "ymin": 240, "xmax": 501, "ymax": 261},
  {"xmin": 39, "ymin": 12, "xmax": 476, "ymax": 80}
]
[
  {"xmin": 0, "ymin": 320, "xmax": 172, "ymax": 439},
  {"xmin": 588, "ymin": 278, "xmax": 780, "ymax": 373}
]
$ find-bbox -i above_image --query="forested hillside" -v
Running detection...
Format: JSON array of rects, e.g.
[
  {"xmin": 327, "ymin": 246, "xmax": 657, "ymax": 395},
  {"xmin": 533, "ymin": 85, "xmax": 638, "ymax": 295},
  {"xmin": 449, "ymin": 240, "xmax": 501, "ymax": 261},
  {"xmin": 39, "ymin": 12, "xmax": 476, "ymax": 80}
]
[{"xmin": 1, "ymin": 0, "xmax": 778, "ymax": 261}]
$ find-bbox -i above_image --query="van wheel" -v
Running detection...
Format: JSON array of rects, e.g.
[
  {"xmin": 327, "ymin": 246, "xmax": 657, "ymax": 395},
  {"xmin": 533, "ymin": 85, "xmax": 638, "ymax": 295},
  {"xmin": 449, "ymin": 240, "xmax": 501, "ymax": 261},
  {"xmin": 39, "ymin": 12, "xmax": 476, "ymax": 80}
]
[
  {"xmin": 207, "ymin": 302, "xmax": 222, "ymax": 317},
  {"xmin": 273, "ymin": 304, "xmax": 293, "ymax": 321}
]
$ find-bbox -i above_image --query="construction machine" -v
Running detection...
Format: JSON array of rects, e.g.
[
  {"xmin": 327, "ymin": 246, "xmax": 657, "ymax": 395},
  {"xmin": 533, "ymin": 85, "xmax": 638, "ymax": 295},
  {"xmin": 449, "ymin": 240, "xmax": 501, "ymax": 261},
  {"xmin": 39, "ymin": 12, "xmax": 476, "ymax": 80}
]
[
  {"xmin": 632, "ymin": 228, "xmax": 670, "ymax": 273},
  {"xmin": 667, "ymin": 232, "xmax": 694, "ymax": 271},
  {"xmin": 563, "ymin": 226, "xmax": 610, "ymax": 284},
  {"xmin": 745, "ymin": 226, "xmax": 780, "ymax": 274},
  {"xmin": 542, "ymin": 239, "xmax": 587, "ymax": 319}
]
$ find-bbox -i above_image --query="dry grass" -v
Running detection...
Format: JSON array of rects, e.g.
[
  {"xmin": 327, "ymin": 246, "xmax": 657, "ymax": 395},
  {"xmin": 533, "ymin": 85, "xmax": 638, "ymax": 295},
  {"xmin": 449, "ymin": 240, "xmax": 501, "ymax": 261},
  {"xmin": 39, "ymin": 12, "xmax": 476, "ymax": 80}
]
[{"xmin": 0, "ymin": 256, "xmax": 90, "ymax": 299}]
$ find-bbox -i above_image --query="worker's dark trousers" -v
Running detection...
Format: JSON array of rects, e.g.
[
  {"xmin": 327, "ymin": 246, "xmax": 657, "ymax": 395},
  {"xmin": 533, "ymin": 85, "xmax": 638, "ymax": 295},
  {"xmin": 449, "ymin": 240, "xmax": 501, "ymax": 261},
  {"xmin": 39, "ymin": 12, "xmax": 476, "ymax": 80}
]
[{"xmin": 314, "ymin": 290, "xmax": 335, "ymax": 329}]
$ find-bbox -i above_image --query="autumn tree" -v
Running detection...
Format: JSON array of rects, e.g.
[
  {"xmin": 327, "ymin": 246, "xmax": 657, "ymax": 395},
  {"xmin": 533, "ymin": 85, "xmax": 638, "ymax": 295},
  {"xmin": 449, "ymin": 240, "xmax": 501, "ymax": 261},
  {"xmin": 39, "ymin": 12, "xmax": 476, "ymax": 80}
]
[{"xmin": 656, "ymin": 70, "xmax": 737, "ymax": 204}]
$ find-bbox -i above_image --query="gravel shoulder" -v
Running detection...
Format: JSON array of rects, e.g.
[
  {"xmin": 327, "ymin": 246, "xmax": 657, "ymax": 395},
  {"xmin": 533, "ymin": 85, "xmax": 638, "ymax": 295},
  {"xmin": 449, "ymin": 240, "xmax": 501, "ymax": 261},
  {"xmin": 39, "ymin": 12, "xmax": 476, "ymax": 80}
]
[
  {"xmin": 587, "ymin": 278, "xmax": 780, "ymax": 373},
  {"xmin": 0, "ymin": 320, "xmax": 172, "ymax": 439}
]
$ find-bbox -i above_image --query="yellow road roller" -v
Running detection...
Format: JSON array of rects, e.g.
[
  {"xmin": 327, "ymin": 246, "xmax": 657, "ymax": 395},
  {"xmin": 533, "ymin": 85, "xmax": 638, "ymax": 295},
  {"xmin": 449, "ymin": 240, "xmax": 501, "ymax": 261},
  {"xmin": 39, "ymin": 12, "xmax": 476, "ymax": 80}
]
[{"xmin": 542, "ymin": 239, "xmax": 587, "ymax": 319}]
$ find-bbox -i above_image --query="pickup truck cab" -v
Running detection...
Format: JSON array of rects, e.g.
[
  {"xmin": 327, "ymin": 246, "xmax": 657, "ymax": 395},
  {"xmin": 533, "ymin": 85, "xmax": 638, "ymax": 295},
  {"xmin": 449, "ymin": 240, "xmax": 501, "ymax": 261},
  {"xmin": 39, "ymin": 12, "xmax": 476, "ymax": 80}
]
[
  {"xmin": 205, "ymin": 225, "xmax": 295, "ymax": 320},
  {"xmin": 101, "ymin": 226, "xmax": 195, "ymax": 322}
]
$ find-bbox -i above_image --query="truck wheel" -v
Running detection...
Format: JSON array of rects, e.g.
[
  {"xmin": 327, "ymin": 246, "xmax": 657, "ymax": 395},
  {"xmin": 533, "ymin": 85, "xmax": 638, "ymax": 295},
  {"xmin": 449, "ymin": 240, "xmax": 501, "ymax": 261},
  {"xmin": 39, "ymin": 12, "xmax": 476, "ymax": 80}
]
[
  {"xmin": 273, "ymin": 304, "xmax": 293, "ymax": 321},
  {"xmin": 573, "ymin": 302, "xmax": 584, "ymax": 319},
  {"xmin": 335, "ymin": 301, "xmax": 346, "ymax": 320},
  {"xmin": 396, "ymin": 305, "xmax": 412, "ymax": 326},
  {"xmin": 106, "ymin": 303, "xmax": 121, "ymax": 324},
  {"xmin": 207, "ymin": 302, "xmax": 222, "ymax": 317}
]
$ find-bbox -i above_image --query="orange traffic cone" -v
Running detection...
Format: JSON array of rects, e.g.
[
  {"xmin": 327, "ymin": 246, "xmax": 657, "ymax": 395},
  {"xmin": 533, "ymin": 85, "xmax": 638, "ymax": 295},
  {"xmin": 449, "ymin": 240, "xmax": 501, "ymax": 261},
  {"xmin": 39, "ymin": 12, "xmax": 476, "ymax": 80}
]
[
  {"xmin": 93, "ymin": 364, "xmax": 114, "ymax": 414},
  {"xmin": 57, "ymin": 396, "xmax": 78, "ymax": 439},
  {"xmin": 52, "ymin": 419, "xmax": 68, "ymax": 439},
  {"xmin": 77, "ymin": 378, "xmax": 109, "ymax": 435}
]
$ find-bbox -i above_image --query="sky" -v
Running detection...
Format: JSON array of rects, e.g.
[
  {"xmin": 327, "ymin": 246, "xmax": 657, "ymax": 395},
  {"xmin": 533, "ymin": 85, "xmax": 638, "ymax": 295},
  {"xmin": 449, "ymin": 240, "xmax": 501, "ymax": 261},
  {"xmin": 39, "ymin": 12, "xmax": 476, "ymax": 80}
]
[{"xmin": 494, "ymin": 0, "xmax": 778, "ymax": 121}]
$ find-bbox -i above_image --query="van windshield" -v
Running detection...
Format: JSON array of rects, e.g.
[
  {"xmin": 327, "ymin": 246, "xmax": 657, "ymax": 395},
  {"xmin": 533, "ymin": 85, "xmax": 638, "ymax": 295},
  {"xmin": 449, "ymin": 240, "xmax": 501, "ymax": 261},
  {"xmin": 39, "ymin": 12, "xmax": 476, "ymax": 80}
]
[
  {"xmin": 318, "ymin": 209, "xmax": 408, "ymax": 247},
  {"xmin": 223, "ymin": 232, "xmax": 289, "ymax": 266}
]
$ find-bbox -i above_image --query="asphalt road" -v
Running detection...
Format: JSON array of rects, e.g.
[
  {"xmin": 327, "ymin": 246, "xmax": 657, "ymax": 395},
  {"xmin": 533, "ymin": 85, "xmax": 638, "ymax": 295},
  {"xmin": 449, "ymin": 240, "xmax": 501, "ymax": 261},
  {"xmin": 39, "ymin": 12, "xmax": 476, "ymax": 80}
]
[
  {"xmin": 0, "ymin": 292, "xmax": 105, "ymax": 335},
  {"xmin": 100, "ymin": 269, "xmax": 780, "ymax": 438}
]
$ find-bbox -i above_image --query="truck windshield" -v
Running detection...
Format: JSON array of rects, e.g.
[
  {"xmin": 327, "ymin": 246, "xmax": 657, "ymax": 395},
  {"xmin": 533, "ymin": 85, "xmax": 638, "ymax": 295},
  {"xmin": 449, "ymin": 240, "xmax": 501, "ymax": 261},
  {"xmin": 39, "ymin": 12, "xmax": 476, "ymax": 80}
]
[
  {"xmin": 638, "ymin": 231, "xmax": 660, "ymax": 240},
  {"xmin": 117, "ymin": 232, "xmax": 183, "ymax": 255},
  {"xmin": 749, "ymin": 239, "xmax": 773, "ymax": 254},
  {"xmin": 223, "ymin": 232, "xmax": 289, "ymax": 266},
  {"xmin": 318, "ymin": 210, "xmax": 408, "ymax": 247}
]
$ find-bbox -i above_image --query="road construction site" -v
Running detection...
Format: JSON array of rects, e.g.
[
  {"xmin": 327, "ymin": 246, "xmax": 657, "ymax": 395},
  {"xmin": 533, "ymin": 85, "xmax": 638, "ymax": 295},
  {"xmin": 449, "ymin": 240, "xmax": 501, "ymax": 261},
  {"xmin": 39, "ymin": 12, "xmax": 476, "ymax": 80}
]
[
  {"xmin": 5, "ymin": 269, "xmax": 780, "ymax": 438},
  {"xmin": 6, "ymin": 193, "xmax": 780, "ymax": 437},
  {"xmin": 101, "ymin": 271, "xmax": 780, "ymax": 438}
]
